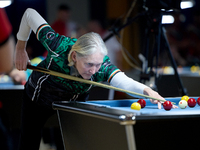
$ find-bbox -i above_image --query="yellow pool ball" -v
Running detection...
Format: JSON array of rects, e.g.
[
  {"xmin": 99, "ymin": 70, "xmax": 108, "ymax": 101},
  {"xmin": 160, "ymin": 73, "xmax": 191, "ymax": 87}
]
[
  {"xmin": 190, "ymin": 65, "xmax": 199, "ymax": 73},
  {"xmin": 131, "ymin": 102, "xmax": 141, "ymax": 110},
  {"xmin": 181, "ymin": 95, "xmax": 189, "ymax": 102}
]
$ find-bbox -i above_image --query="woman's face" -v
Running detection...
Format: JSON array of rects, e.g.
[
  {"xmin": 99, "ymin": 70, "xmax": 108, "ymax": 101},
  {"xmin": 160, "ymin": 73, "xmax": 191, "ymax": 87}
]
[{"xmin": 72, "ymin": 51, "xmax": 104, "ymax": 79}]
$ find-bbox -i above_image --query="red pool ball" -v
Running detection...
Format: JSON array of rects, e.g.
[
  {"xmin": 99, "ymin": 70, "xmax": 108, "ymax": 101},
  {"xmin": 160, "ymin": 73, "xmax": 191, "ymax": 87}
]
[
  {"xmin": 187, "ymin": 98, "xmax": 196, "ymax": 108},
  {"xmin": 137, "ymin": 99, "xmax": 146, "ymax": 108},
  {"xmin": 163, "ymin": 101, "xmax": 172, "ymax": 111},
  {"xmin": 197, "ymin": 97, "xmax": 200, "ymax": 106}
]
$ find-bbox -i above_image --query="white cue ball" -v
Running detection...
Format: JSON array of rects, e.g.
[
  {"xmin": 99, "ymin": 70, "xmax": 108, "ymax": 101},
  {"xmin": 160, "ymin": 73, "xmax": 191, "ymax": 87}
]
[{"xmin": 179, "ymin": 100, "xmax": 188, "ymax": 109}]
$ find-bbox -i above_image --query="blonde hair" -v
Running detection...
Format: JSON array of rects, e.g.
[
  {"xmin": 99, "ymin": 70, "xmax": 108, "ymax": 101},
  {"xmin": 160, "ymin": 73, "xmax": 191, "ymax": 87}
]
[{"xmin": 68, "ymin": 32, "xmax": 107, "ymax": 66}]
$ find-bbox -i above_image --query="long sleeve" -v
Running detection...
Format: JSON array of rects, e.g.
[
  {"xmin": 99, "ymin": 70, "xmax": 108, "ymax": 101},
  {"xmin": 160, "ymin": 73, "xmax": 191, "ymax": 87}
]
[
  {"xmin": 110, "ymin": 72, "xmax": 149, "ymax": 97},
  {"xmin": 17, "ymin": 8, "xmax": 47, "ymax": 41}
]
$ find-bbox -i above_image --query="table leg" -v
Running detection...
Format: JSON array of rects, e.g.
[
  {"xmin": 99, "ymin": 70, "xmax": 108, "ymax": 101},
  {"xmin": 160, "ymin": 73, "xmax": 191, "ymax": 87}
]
[{"xmin": 125, "ymin": 125, "xmax": 136, "ymax": 150}]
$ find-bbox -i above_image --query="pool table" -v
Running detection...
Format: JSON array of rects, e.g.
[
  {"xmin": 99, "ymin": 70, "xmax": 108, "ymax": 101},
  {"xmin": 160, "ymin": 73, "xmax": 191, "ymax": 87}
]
[{"xmin": 53, "ymin": 97, "xmax": 200, "ymax": 150}]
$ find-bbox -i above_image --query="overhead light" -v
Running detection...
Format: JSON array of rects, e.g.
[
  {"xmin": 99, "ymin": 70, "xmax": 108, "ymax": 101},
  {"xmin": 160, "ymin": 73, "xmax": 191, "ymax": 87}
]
[
  {"xmin": 0, "ymin": 0, "xmax": 12, "ymax": 8},
  {"xmin": 181, "ymin": 0, "xmax": 195, "ymax": 9},
  {"xmin": 162, "ymin": 15, "xmax": 174, "ymax": 24}
]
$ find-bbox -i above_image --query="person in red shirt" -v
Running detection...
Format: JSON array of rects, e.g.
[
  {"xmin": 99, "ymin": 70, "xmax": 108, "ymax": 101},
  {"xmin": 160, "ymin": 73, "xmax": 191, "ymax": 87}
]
[
  {"xmin": 0, "ymin": 8, "xmax": 15, "ymax": 74},
  {"xmin": 51, "ymin": 4, "xmax": 77, "ymax": 37}
]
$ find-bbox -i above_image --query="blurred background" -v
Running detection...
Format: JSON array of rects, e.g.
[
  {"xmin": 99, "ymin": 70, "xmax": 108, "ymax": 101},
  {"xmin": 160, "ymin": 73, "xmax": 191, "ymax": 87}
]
[
  {"xmin": 0, "ymin": 0, "xmax": 200, "ymax": 149},
  {"xmin": 2, "ymin": 0, "xmax": 200, "ymax": 68}
]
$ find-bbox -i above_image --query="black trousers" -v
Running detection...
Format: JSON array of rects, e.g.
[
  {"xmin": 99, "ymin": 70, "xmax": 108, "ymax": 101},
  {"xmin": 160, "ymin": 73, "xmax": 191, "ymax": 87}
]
[{"xmin": 18, "ymin": 91, "xmax": 56, "ymax": 150}]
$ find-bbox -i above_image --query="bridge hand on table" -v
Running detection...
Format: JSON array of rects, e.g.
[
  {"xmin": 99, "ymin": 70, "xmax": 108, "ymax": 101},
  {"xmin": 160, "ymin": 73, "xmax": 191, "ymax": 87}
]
[{"xmin": 143, "ymin": 88, "xmax": 178, "ymax": 109}]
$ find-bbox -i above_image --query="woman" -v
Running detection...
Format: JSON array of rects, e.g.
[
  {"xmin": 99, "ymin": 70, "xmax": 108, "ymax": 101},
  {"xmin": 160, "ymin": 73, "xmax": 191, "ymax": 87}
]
[{"xmin": 15, "ymin": 8, "xmax": 171, "ymax": 150}]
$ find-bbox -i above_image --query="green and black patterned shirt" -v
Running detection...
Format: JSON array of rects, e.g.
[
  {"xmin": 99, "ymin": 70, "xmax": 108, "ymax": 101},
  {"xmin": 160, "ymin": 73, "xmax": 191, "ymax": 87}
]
[{"xmin": 25, "ymin": 24, "xmax": 121, "ymax": 107}]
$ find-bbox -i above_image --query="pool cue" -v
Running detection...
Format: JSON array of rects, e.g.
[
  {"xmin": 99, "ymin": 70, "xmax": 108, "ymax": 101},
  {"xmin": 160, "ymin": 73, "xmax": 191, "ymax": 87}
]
[{"xmin": 27, "ymin": 65, "xmax": 174, "ymax": 104}]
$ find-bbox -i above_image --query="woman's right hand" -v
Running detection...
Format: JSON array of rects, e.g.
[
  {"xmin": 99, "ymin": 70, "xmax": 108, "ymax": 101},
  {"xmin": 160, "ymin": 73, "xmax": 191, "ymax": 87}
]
[{"xmin": 14, "ymin": 40, "xmax": 31, "ymax": 71}]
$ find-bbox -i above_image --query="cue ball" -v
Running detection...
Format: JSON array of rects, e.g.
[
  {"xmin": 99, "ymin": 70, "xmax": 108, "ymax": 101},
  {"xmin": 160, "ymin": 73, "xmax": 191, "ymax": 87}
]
[
  {"xmin": 187, "ymin": 98, "xmax": 196, "ymax": 108},
  {"xmin": 137, "ymin": 99, "xmax": 146, "ymax": 108},
  {"xmin": 179, "ymin": 100, "xmax": 188, "ymax": 109},
  {"xmin": 181, "ymin": 95, "xmax": 189, "ymax": 102},
  {"xmin": 131, "ymin": 102, "xmax": 141, "ymax": 110},
  {"xmin": 197, "ymin": 97, "xmax": 200, "ymax": 106},
  {"xmin": 163, "ymin": 101, "xmax": 172, "ymax": 111}
]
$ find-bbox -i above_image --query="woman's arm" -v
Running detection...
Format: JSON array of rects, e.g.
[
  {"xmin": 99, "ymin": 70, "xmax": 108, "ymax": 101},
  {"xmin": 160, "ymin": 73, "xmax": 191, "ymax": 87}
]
[
  {"xmin": 15, "ymin": 8, "xmax": 47, "ymax": 70},
  {"xmin": 14, "ymin": 40, "xmax": 30, "ymax": 70},
  {"xmin": 110, "ymin": 72, "xmax": 165, "ymax": 109},
  {"xmin": 110, "ymin": 72, "xmax": 148, "ymax": 95},
  {"xmin": 17, "ymin": 8, "xmax": 47, "ymax": 41}
]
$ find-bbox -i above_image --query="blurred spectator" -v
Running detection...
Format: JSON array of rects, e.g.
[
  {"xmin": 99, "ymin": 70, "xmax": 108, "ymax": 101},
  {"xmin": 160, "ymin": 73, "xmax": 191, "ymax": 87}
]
[
  {"xmin": 0, "ymin": 8, "xmax": 27, "ymax": 85},
  {"xmin": 87, "ymin": 20, "xmax": 123, "ymax": 70},
  {"xmin": 186, "ymin": 10, "xmax": 200, "ymax": 65},
  {"xmin": 0, "ymin": 8, "xmax": 13, "ymax": 150},
  {"xmin": 47, "ymin": 4, "xmax": 86, "ymax": 57},
  {"xmin": 166, "ymin": 13, "xmax": 190, "ymax": 66},
  {"xmin": 166, "ymin": 11, "xmax": 200, "ymax": 66},
  {"xmin": 51, "ymin": 4, "xmax": 78, "ymax": 38},
  {"xmin": 0, "ymin": 8, "xmax": 15, "ymax": 74},
  {"xmin": 9, "ymin": 69, "xmax": 27, "ymax": 84}
]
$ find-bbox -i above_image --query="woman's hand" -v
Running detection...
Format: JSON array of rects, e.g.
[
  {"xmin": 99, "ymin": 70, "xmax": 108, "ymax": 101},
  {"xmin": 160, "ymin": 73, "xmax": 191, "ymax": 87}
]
[
  {"xmin": 14, "ymin": 40, "xmax": 31, "ymax": 71},
  {"xmin": 143, "ymin": 87, "xmax": 178, "ymax": 109}
]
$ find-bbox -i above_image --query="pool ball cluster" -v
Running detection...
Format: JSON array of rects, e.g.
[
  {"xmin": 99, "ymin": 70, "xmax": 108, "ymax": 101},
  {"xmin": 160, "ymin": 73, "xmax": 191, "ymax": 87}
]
[
  {"xmin": 161, "ymin": 96, "xmax": 200, "ymax": 111},
  {"xmin": 162, "ymin": 96, "xmax": 200, "ymax": 111},
  {"xmin": 130, "ymin": 96, "xmax": 200, "ymax": 111},
  {"xmin": 131, "ymin": 99, "xmax": 146, "ymax": 110},
  {"xmin": 178, "ymin": 95, "xmax": 200, "ymax": 109}
]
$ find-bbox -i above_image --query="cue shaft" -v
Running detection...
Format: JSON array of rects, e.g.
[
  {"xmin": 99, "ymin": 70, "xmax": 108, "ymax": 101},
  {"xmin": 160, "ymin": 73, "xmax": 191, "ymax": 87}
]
[{"xmin": 27, "ymin": 65, "xmax": 169, "ymax": 103}]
